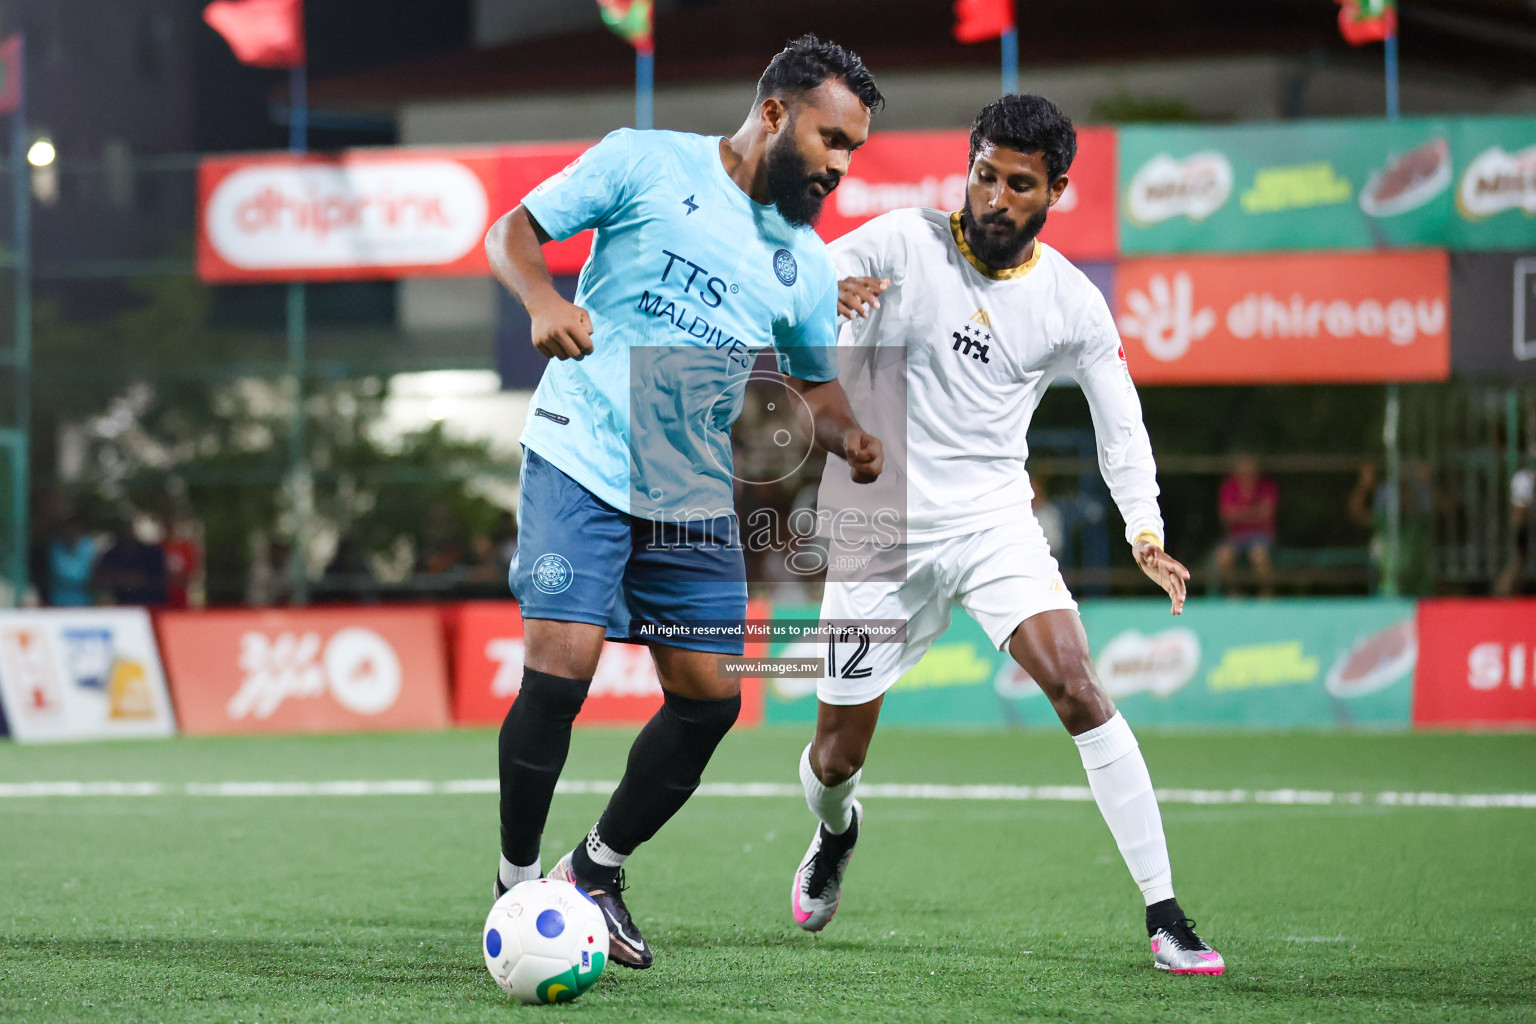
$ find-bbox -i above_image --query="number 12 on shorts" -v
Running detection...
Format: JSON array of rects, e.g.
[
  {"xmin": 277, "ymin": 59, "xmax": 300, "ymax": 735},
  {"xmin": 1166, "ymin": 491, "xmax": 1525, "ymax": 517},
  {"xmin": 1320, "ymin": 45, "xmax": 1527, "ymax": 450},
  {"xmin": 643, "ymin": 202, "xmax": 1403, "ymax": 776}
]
[{"xmin": 827, "ymin": 628, "xmax": 873, "ymax": 680}]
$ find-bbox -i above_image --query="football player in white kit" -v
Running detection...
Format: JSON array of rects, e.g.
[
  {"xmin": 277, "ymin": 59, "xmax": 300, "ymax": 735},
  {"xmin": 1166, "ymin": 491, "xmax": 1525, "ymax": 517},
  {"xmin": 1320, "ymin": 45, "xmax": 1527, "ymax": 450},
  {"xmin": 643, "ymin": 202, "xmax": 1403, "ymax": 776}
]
[{"xmin": 788, "ymin": 95, "xmax": 1224, "ymax": 975}]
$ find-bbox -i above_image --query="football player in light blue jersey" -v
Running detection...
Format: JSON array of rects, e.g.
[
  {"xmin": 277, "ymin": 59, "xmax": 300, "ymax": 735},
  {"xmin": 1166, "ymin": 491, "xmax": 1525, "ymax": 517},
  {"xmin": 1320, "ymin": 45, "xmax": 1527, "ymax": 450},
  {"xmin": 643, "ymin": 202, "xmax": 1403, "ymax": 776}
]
[{"xmin": 483, "ymin": 35, "xmax": 885, "ymax": 970}]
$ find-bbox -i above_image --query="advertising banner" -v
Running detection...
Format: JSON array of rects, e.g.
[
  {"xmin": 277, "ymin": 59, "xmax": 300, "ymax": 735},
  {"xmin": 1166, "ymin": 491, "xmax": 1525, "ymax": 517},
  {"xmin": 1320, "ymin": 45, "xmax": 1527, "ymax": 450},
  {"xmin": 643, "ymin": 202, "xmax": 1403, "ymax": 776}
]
[
  {"xmin": 492, "ymin": 140, "xmax": 598, "ymax": 276},
  {"xmin": 1114, "ymin": 251, "xmax": 1450, "ymax": 384},
  {"xmin": 0, "ymin": 609, "xmax": 176, "ymax": 743},
  {"xmin": 1449, "ymin": 251, "xmax": 1536, "ymax": 378},
  {"xmin": 765, "ymin": 599, "xmax": 1415, "ymax": 730},
  {"xmin": 815, "ymin": 127, "xmax": 1117, "ymax": 263},
  {"xmin": 1452, "ymin": 117, "xmax": 1536, "ymax": 250},
  {"xmin": 1118, "ymin": 118, "xmax": 1457, "ymax": 254},
  {"xmin": 1073, "ymin": 599, "xmax": 1416, "ymax": 729},
  {"xmin": 450, "ymin": 601, "xmax": 766, "ymax": 728},
  {"xmin": 198, "ymin": 148, "xmax": 511, "ymax": 283},
  {"xmin": 1413, "ymin": 599, "xmax": 1536, "ymax": 729},
  {"xmin": 158, "ymin": 607, "xmax": 450, "ymax": 735},
  {"xmin": 199, "ymin": 129, "xmax": 1118, "ymax": 284}
]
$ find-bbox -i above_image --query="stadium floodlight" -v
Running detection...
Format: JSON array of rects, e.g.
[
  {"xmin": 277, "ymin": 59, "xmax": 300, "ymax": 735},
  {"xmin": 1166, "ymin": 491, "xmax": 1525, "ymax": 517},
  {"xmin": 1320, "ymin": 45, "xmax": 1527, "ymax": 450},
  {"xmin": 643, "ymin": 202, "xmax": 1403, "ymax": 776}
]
[
  {"xmin": 26, "ymin": 137, "xmax": 55, "ymax": 167},
  {"xmin": 28, "ymin": 136, "xmax": 59, "ymax": 205}
]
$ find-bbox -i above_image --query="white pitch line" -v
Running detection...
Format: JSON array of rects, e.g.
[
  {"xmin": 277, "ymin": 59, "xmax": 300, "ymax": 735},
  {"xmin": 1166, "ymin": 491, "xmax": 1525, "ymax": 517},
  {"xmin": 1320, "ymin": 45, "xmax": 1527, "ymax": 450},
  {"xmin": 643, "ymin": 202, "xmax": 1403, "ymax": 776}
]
[
  {"xmin": 0, "ymin": 780, "xmax": 1534, "ymax": 808},
  {"xmin": 0, "ymin": 781, "xmax": 168, "ymax": 797}
]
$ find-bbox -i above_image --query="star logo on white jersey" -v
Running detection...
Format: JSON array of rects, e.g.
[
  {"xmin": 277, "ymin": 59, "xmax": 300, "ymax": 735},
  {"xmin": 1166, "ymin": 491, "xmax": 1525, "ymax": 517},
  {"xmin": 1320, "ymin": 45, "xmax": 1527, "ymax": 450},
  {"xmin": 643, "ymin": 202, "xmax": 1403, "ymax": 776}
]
[
  {"xmin": 950, "ymin": 321, "xmax": 992, "ymax": 363},
  {"xmin": 1117, "ymin": 272, "xmax": 1215, "ymax": 362}
]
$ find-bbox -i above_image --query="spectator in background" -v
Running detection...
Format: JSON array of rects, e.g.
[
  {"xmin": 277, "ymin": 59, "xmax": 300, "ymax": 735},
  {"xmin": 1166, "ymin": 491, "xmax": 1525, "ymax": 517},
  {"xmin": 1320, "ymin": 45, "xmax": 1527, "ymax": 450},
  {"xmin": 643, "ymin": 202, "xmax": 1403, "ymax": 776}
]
[
  {"xmin": 94, "ymin": 519, "xmax": 167, "ymax": 607},
  {"xmin": 320, "ymin": 536, "xmax": 378, "ymax": 604},
  {"xmin": 1213, "ymin": 453, "xmax": 1276, "ymax": 596},
  {"xmin": 1495, "ymin": 446, "xmax": 1535, "ymax": 597},
  {"xmin": 247, "ymin": 533, "xmax": 292, "ymax": 607},
  {"xmin": 46, "ymin": 513, "xmax": 98, "ymax": 607},
  {"xmin": 162, "ymin": 514, "xmax": 204, "ymax": 610},
  {"xmin": 1349, "ymin": 460, "xmax": 1438, "ymax": 595}
]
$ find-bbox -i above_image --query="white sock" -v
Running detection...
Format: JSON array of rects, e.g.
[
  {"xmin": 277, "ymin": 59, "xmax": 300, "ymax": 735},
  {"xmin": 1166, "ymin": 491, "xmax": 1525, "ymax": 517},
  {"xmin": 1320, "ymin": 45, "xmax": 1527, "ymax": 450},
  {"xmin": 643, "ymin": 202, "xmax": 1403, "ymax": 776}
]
[
  {"xmin": 800, "ymin": 743, "xmax": 860, "ymax": 835},
  {"xmin": 498, "ymin": 854, "xmax": 541, "ymax": 891},
  {"xmin": 1073, "ymin": 713, "xmax": 1175, "ymax": 907},
  {"xmin": 584, "ymin": 826, "xmax": 628, "ymax": 869}
]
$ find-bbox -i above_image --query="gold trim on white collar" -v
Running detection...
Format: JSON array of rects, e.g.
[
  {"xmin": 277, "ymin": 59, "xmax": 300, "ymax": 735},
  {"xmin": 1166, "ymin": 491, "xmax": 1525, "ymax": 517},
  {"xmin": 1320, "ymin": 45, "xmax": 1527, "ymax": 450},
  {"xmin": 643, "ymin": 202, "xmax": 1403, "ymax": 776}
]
[{"xmin": 949, "ymin": 210, "xmax": 1043, "ymax": 281}]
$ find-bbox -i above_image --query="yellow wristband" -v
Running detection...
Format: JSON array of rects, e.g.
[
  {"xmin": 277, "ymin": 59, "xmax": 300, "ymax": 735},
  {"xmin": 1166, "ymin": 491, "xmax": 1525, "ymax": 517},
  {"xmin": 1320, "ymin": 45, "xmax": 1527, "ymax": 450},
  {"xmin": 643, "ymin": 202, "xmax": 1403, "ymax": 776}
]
[{"xmin": 1133, "ymin": 530, "xmax": 1164, "ymax": 549}]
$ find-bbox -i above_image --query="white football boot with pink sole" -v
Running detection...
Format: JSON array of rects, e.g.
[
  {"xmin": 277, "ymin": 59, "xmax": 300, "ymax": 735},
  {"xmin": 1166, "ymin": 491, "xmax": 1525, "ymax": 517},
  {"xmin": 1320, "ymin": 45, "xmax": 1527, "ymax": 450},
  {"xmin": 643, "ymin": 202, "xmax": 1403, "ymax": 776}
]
[
  {"xmin": 791, "ymin": 800, "xmax": 862, "ymax": 932},
  {"xmin": 1150, "ymin": 917, "xmax": 1225, "ymax": 975}
]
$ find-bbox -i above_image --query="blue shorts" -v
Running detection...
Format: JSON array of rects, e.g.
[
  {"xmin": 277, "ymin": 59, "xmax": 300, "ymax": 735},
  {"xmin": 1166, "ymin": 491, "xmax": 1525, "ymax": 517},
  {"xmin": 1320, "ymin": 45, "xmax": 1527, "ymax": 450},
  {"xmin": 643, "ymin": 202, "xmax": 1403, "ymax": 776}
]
[
  {"xmin": 509, "ymin": 447, "xmax": 748, "ymax": 655},
  {"xmin": 1223, "ymin": 532, "xmax": 1274, "ymax": 560}
]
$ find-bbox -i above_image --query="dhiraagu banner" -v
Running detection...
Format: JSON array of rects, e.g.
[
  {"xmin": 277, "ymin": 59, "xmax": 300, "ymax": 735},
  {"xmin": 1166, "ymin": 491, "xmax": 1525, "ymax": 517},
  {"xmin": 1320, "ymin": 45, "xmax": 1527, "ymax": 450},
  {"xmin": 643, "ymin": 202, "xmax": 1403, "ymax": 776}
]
[
  {"xmin": 763, "ymin": 598, "xmax": 1415, "ymax": 730},
  {"xmin": 1119, "ymin": 119, "xmax": 1456, "ymax": 254}
]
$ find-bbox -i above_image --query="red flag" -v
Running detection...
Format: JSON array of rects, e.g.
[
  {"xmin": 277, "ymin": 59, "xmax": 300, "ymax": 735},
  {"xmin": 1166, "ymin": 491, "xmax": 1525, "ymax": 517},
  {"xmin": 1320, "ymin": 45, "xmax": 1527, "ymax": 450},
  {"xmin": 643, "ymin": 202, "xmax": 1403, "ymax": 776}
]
[
  {"xmin": 953, "ymin": 0, "xmax": 1014, "ymax": 43},
  {"xmin": 204, "ymin": 0, "xmax": 305, "ymax": 68},
  {"xmin": 0, "ymin": 36, "xmax": 21, "ymax": 114},
  {"xmin": 1335, "ymin": 0, "xmax": 1396, "ymax": 46}
]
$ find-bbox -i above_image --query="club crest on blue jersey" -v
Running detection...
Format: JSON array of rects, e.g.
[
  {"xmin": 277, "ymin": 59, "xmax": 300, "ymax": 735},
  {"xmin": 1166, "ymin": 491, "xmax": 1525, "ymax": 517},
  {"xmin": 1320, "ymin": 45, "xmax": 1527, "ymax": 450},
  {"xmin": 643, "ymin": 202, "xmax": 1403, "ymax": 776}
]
[
  {"xmin": 531, "ymin": 553, "xmax": 574, "ymax": 594},
  {"xmin": 773, "ymin": 249, "xmax": 797, "ymax": 286}
]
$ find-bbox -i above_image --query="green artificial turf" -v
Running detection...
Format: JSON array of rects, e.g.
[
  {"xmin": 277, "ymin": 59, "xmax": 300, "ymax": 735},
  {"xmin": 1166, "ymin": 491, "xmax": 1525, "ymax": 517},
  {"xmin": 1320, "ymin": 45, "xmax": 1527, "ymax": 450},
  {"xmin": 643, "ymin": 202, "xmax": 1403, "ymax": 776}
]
[{"xmin": 2, "ymin": 728, "xmax": 1533, "ymax": 1023}]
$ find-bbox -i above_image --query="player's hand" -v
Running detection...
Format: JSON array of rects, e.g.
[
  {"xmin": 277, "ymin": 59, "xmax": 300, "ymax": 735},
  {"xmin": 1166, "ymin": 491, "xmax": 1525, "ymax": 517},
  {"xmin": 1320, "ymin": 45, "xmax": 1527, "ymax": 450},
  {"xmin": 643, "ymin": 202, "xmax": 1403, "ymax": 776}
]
[
  {"xmin": 843, "ymin": 429, "xmax": 884, "ymax": 483},
  {"xmin": 1134, "ymin": 539, "xmax": 1190, "ymax": 615},
  {"xmin": 838, "ymin": 276, "xmax": 890, "ymax": 319},
  {"xmin": 529, "ymin": 296, "xmax": 595, "ymax": 360}
]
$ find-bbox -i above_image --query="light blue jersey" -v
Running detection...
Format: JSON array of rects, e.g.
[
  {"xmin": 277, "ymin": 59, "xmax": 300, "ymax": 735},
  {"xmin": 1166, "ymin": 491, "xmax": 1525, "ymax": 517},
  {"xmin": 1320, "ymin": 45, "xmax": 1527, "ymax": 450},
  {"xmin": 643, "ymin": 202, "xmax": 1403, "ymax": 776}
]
[{"xmin": 518, "ymin": 129, "xmax": 839, "ymax": 521}]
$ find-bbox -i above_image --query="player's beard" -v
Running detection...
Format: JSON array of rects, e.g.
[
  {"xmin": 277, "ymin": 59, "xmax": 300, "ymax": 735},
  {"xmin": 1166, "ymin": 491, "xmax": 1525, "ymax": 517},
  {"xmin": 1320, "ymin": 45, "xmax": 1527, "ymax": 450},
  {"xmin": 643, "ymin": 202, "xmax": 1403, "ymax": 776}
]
[
  {"xmin": 766, "ymin": 130, "xmax": 839, "ymax": 228},
  {"xmin": 960, "ymin": 202, "xmax": 1049, "ymax": 269}
]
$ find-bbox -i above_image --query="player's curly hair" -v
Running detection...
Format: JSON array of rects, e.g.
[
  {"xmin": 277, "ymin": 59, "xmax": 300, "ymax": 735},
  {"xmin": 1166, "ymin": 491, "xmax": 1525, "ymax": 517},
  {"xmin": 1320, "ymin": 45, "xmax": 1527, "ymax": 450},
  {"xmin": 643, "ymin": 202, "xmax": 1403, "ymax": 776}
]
[
  {"xmin": 755, "ymin": 34, "xmax": 884, "ymax": 114},
  {"xmin": 969, "ymin": 95, "xmax": 1077, "ymax": 183}
]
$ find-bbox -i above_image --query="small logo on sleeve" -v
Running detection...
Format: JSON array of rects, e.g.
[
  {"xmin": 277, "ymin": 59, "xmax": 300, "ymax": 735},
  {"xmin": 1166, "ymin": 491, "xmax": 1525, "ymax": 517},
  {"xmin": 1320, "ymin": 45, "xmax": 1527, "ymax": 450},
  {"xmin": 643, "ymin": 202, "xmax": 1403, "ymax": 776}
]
[
  {"xmin": 773, "ymin": 249, "xmax": 797, "ymax": 287},
  {"xmin": 532, "ymin": 156, "xmax": 583, "ymax": 195},
  {"xmin": 535, "ymin": 408, "xmax": 570, "ymax": 425},
  {"xmin": 531, "ymin": 553, "xmax": 574, "ymax": 595}
]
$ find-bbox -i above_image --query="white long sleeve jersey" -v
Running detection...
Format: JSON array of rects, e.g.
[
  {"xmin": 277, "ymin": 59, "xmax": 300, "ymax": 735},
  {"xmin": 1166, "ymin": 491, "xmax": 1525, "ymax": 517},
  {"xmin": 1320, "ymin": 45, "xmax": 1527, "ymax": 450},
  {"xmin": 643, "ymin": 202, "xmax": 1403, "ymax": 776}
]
[{"xmin": 818, "ymin": 208, "xmax": 1165, "ymax": 546}]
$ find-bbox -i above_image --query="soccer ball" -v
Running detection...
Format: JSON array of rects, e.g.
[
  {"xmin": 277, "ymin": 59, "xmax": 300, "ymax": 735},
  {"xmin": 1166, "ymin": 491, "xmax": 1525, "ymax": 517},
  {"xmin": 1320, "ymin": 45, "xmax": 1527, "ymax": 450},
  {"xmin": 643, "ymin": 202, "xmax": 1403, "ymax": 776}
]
[{"xmin": 483, "ymin": 879, "xmax": 608, "ymax": 1004}]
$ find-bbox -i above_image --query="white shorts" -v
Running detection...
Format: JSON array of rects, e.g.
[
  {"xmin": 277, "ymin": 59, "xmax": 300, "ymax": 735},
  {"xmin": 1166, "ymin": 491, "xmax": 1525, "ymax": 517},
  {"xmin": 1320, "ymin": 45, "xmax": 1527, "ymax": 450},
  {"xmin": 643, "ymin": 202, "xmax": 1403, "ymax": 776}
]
[{"xmin": 816, "ymin": 517, "xmax": 1078, "ymax": 706}]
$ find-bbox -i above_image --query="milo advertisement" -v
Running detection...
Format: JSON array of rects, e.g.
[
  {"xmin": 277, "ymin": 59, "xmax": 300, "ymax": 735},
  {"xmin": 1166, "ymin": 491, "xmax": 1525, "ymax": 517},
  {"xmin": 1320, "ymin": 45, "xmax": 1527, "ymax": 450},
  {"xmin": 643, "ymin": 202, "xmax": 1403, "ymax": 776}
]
[
  {"xmin": 1119, "ymin": 119, "xmax": 1456, "ymax": 254},
  {"xmin": 763, "ymin": 599, "xmax": 1415, "ymax": 730},
  {"xmin": 1071, "ymin": 599, "xmax": 1415, "ymax": 728},
  {"xmin": 1452, "ymin": 116, "xmax": 1536, "ymax": 250}
]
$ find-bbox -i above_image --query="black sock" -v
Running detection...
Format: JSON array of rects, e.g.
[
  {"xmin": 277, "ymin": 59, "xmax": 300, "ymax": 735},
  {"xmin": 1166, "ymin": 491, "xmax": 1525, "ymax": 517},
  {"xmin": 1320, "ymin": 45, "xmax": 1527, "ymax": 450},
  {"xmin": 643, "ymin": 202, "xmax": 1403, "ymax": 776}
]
[
  {"xmin": 498, "ymin": 667, "xmax": 590, "ymax": 866},
  {"xmin": 578, "ymin": 690, "xmax": 742, "ymax": 878},
  {"xmin": 1146, "ymin": 897, "xmax": 1185, "ymax": 935},
  {"xmin": 818, "ymin": 814, "xmax": 859, "ymax": 860}
]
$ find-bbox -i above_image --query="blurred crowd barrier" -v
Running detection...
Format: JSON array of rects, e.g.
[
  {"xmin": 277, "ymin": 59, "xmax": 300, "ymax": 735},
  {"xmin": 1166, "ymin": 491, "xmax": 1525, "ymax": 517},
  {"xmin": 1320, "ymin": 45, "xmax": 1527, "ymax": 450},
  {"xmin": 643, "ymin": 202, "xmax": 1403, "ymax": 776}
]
[{"xmin": 0, "ymin": 597, "xmax": 1530, "ymax": 743}]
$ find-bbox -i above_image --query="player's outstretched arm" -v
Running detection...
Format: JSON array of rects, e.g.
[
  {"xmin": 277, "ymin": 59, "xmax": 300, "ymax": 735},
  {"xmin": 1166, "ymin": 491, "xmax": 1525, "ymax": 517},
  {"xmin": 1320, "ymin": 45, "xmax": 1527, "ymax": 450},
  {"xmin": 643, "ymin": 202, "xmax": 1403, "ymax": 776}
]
[
  {"xmin": 785, "ymin": 376, "xmax": 884, "ymax": 484},
  {"xmin": 1134, "ymin": 538, "xmax": 1190, "ymax": 615},
  {"xmin": 485, "ymin": 205, "xmax": 594, "ymax": 361}
]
